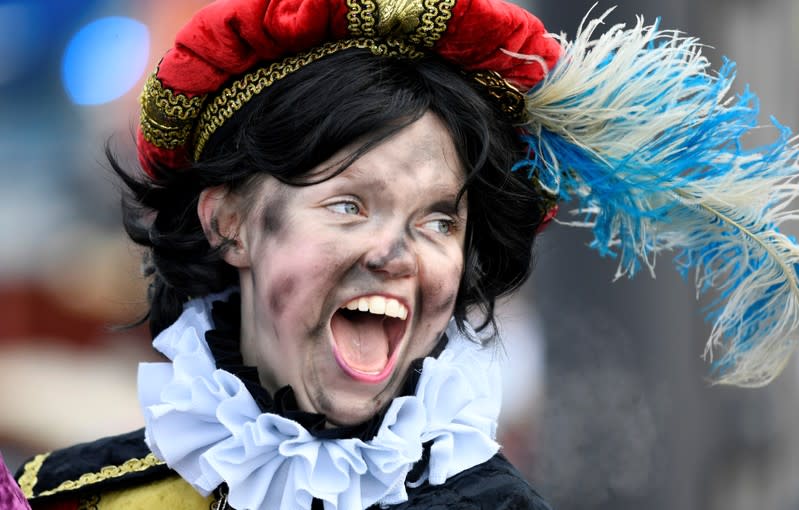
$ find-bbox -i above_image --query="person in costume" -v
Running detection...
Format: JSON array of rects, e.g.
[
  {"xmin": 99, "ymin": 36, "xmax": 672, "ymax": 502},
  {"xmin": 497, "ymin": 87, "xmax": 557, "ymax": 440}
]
[{"xmin": 15, "ymin": 0, "xmax": 799, "ymax": 508}]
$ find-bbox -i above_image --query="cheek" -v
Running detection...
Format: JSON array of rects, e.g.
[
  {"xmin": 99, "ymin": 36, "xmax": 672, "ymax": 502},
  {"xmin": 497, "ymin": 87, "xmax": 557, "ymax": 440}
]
[
  {"xmin": 267, "ymin": 274, "xmax": 295, "ymax": 316},
  {"xmin": 422, "ymin": 256, "xmax": 463, "ymax": 317},
  {"xmin": 413, "ymin": 260, "xmax": 462, "ymax": 355},
  {"xmin": 256, "ymin": 238, "xmax": 355, "ymax": 320}
]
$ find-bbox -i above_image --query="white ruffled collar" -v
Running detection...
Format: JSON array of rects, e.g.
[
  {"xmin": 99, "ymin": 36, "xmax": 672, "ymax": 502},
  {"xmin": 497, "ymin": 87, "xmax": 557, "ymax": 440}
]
[{"xmin": 138, "ymin": 292, "xmax": 502, "ymax": 510}]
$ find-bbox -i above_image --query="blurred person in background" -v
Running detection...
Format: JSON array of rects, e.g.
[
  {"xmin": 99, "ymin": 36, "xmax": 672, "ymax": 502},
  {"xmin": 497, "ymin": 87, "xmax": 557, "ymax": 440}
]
[
  {"xmin": 0, "ymin": 453, "xmax": 30, "ymax": 510},
  {"xmin": 12, "ymin": 0, "xmax": 799, "ymax": 509}
]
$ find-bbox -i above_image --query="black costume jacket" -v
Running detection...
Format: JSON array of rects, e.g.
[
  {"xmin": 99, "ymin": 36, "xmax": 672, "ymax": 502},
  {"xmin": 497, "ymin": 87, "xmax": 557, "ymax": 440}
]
[{"xmin": 17, "ymin": 428, "xmax": 550, "ymax": 509}]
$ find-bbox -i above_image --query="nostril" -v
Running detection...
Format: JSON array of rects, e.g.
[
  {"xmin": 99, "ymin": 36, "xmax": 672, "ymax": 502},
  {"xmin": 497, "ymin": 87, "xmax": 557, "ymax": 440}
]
[
  {"xmin": 365, "ymin": 258, "xmax": 383, "ymax": 271},
  {"xmin": 365, "ymin": 239, "xmax": 413, "ymax": 271}
]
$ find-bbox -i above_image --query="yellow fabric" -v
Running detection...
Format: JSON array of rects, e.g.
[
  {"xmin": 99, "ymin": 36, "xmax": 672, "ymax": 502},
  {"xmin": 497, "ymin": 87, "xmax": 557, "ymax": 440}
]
[{"xmin": 90, "ymin": 475, "xmax": 213, "ymax": 510}]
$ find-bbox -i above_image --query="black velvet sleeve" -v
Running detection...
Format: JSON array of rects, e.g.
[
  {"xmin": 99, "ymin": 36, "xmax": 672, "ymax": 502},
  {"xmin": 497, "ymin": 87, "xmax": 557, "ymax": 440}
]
[{"xmin": 386, "ymin": 453, "xmax": 551, "ymax": 510}]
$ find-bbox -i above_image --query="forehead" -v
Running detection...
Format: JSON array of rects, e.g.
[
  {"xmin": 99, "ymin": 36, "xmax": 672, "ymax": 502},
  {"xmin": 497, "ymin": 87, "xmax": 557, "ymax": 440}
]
[
  {"xmin": 251, "ymin": 112, "xmax": 466, "ymax": 207},
  {"xmin": 324, "ymin": 112, "xmax": 465, "ymax": 192}
]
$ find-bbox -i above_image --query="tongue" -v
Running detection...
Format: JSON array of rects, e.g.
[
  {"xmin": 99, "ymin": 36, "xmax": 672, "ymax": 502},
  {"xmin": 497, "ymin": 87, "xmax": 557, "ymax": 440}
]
[{"xmin": 331, "ymin": 312, "xmax": 390, "ymax": 373}]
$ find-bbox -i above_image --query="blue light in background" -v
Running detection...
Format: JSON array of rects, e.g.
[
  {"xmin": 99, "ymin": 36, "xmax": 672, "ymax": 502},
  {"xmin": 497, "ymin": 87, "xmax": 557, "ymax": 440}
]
[
  {"xmin": 0, "ymin": 3, "xmax": 46, "ymax": 85},
  {"xmin": 61, "ymin": 16, "xmax": 150, "ymax": 105}
]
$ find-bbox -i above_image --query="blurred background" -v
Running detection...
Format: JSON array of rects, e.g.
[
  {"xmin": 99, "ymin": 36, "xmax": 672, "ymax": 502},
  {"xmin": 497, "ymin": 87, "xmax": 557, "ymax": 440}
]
[{"xmin": 1, "ymin": 1, "xmax": 798, "ymax": 509}]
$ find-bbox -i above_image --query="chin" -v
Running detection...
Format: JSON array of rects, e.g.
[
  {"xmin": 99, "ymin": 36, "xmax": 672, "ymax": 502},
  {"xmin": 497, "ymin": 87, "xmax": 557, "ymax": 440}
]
[
  {"xmin": 310, "ymin": 377, "xmax": 399, "ymax": 428},
  {"xmin": 320, "ymin": 399, "xmax": 384, "ymax": 428}
]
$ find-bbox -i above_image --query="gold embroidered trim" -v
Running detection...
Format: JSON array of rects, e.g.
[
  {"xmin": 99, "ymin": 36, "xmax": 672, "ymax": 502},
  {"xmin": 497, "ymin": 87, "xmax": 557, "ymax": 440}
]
[
  {"xmin": 374, "ymin": 0, "xmax": 424, "ymax": 37},
  {"xmin": 35, "ymin": 453, "xmax": 165, "ymax": 498},
  {"xmin": 140, "ymin": 73, "xmax": 207, "ymax": 150},
  {"xmin": 470, "ymin": 70, "xmax": 526, "ymax": 121},
  {"xmin": 18, "ymin": 452, "xmax": 50, "ymax": 498},
  {"xmin": 192, "ymin": 37, "xmax": 424, "ymax": 160},
  {"xmin": 347, "ymin": 0, "xmax": 377, "ymax": 37},
  {"xmin": 407, "ymin": 0, "xmax": 455, "ymax": 48}
]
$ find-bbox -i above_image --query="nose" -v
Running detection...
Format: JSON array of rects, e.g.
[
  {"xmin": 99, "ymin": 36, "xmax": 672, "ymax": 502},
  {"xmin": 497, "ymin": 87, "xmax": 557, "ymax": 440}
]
[{"xmin": 363, "ymin": 233, "xmax": 418, "ymax": 278}]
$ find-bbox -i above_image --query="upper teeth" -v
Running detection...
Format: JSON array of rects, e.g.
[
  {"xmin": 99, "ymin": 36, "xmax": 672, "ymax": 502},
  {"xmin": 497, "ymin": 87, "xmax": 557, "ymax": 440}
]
[{"xmin": 342, "ymin": 296, "xmax": 408, "ymax": 320}]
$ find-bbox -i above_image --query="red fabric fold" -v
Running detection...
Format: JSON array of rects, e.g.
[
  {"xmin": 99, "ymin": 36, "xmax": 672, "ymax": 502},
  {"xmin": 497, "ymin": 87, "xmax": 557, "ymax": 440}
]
[
  {"xmin": 159, "ymin": 0, "xmax": 351, "ymax": 94},
  {"xmin": 439, "ymin": 0, "xmax": 560, "ymax": 88}
]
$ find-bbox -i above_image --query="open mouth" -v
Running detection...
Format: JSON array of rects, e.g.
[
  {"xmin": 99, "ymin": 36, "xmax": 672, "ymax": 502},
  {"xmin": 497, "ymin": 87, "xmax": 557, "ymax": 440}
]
[{"xmin": 330, "ymin": 295, "xmax": 409, "ymax": 383}]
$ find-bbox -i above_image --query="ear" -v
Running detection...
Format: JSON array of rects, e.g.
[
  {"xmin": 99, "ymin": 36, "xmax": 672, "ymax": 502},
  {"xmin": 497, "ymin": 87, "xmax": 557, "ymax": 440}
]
[{"xmin": 198, "ymin": 186, "xmax": 250, "ymax": 268}]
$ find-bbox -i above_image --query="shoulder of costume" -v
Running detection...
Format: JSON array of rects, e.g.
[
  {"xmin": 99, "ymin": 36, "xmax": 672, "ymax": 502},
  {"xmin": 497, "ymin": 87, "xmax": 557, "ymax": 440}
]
[
  {"xmin": 14, "ymin": 428, "xmax": 173, "ymax": 503},
  {"xmin": 400, "ymin": 453, "xmax": 552, "ymax": 509}
]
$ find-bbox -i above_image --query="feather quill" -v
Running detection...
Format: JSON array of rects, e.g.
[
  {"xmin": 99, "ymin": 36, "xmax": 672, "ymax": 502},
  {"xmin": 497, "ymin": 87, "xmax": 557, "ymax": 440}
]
[{"xmin": 515, "ymin": 9, "xmax": 799, "ymax": 386}]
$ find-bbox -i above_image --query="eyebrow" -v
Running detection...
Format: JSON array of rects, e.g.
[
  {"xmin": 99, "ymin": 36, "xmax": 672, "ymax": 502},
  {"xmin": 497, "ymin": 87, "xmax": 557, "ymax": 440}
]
[
  {"xmin": 339, "ymin": 162, "xmax": 467, "ymax": 214},
  {"xmin": 419, "ymin": 170, "xmax": 468, "ymax": 214},
  {"xmin": 428, "ymin": 198, "xmax": 459, "ymax": 215}
]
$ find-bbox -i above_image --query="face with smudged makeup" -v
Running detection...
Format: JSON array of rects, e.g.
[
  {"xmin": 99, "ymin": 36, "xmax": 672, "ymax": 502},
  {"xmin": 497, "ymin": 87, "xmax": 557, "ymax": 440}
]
[{"xmin": 212, "ymin": 112, "xmax": 467, "ymax": 426}]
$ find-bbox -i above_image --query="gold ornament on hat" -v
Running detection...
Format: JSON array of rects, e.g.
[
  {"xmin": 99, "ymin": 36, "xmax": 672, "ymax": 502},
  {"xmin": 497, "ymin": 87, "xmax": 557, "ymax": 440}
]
[{"xmin": 375, "ymin": 0, "xmax": 424, "ymax": 36}]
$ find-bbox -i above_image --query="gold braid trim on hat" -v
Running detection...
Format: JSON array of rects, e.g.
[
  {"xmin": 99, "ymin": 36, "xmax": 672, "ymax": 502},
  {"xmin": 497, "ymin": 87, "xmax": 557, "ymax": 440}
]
[
  {"xmin": 140, "ymin": 74, "xmax": 207, "ymax": 150},
  {"xmin": 347, "ymin": 0, "xmax": 377, "ymax": 36},
  {"xmin": 407, "ymin": 0, "xmax": 455, "ymax": 47},
  {"xmin": 192, "ymin": 37, "xmax": 425, "ymax": 160}
]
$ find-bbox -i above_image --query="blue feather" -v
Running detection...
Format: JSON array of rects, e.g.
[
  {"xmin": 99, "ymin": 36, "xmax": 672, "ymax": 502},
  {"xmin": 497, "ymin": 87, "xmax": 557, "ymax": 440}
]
[{"xmin": 519, "ymin": 12, "xmax": 799, "ymax": 385}]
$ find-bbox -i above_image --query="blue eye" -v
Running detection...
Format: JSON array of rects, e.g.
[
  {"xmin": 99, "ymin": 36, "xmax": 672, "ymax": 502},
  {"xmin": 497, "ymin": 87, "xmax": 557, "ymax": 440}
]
[
  {"xmin": 424, "ymin": 218, "xmax": 454, "ymax": 235},
  {"xmin": 328, "ymin": 201, "xmax": 360, "ymax": 215}
]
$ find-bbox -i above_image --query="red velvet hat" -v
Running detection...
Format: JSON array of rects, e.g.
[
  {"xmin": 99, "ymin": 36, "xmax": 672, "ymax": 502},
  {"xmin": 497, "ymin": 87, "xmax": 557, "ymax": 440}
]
[{"xmin": 137, "ymin": 0, "xmax": 562, "ymax": 177}]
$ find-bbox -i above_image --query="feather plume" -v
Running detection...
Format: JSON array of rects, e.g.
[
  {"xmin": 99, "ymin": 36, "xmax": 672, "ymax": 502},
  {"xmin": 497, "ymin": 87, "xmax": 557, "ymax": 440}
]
[{"xmin": 515, "ymin": 8, "xmax": 799, "ymax": 386}]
